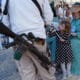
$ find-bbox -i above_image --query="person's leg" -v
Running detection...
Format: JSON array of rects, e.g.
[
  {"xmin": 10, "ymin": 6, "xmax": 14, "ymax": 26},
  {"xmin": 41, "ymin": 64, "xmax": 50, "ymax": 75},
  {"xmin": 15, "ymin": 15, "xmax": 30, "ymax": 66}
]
[
  {"xmin": 46, "ymin": 37, "xmax": 56, "ymax": 64},
  {"xmin": 34, "ymin": 40, "xmax": 55, "ymax": 80},
  {"xmin": 61, "ymin": 63, "xmax": 67, "ymax": 80},
  {"xmin": 66, "ymin": 63, "xmax": 72, "ymax": 77},
  {"xmin": 15, "ymin": 54, "xmax": 37, "ymax": 80}
]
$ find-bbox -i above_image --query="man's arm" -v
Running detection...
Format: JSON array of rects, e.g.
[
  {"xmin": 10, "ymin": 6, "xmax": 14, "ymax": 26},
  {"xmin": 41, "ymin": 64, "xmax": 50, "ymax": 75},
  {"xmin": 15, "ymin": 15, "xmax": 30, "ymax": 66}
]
[{"xmin": 43, "ymin": 0, "xmax": 53, "ymax": 25}]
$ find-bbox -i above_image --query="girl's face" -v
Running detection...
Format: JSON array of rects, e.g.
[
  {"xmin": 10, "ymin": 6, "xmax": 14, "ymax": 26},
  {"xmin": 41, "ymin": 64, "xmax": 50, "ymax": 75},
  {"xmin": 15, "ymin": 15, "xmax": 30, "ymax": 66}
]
[{"xmin": 59, "ymin": 24, "xmax": 65, "ymax": 31}]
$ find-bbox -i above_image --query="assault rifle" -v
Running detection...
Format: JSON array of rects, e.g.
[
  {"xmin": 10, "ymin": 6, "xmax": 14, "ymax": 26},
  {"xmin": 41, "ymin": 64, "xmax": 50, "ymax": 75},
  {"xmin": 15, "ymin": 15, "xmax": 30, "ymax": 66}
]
[{"xmin": 0, "ymin": 23, "xmax": 51, "ymax": 67}]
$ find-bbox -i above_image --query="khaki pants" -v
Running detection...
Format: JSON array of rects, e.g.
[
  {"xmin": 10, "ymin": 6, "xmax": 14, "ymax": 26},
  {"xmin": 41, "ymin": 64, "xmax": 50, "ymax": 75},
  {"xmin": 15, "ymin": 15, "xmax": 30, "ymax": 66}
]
[
  {"xmin": 15, "ymin": 42, "xmax": 55, "ymax": 80},
  {"xmin": 15, "ymin": 54, "xmax": 37, "ymax": 80}
]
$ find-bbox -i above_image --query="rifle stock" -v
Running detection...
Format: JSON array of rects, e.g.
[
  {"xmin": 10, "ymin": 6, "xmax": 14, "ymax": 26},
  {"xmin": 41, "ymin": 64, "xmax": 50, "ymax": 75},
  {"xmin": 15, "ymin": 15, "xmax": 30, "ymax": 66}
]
[{"xmin": 0, "ymin": 23, "xmax": 17, "ymax": 38}]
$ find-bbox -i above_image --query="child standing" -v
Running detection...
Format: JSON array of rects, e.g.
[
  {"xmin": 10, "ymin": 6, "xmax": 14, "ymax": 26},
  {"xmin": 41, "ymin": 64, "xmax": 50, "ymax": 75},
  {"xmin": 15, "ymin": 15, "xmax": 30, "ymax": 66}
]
[{"xmin": 55, "ymin": 21, "xmax": 73, "ymax": 80}]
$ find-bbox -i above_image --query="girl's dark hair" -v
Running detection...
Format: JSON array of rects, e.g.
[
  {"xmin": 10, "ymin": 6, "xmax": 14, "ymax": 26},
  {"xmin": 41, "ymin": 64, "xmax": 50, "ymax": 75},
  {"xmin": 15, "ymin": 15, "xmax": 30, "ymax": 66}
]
[{"xmin": 60, "ymin": 20, "xmax": 71, "ymax": 33}]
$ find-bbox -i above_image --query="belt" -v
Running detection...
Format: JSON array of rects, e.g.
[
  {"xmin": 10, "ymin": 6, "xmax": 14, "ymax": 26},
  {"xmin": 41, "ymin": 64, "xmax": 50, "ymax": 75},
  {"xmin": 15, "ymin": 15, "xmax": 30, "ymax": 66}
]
[{"xmin": 35, "ymin": 38, "xmax": 45, "ymax": 45}]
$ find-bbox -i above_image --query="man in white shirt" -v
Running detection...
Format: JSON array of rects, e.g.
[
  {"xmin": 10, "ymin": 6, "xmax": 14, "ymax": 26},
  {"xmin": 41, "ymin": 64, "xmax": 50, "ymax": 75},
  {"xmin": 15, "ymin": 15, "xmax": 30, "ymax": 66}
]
[
  {"xmin": 57, "ymin": 5, "xmax": 65, "ymax": 19},
  {"xmin": 2, "ymin": 0, "xmax": 53, "ymax": 39},
  {"xmin": 1, "ymin": 0, "xmax": 54, "ymax": 80}
]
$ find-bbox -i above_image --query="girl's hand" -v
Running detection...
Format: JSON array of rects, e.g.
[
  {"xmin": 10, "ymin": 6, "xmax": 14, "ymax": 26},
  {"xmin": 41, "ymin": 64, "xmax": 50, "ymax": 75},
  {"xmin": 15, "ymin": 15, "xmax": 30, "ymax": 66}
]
[
  {"xmin": 71, "ymin": 33, "xmax": 77, "ymax": 36},
  {"xmin": 60, "ymin": 38, "xmax": 65, "ymax": 42},
  {"xmin": 50, "ymin": 27, "xmax": 54, "ymax": 33}
]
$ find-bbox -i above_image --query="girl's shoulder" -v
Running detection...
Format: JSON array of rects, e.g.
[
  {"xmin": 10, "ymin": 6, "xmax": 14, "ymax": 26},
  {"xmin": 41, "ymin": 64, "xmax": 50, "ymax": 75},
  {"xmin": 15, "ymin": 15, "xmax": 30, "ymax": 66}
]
[{"xmin": 56, "ymin": 31, "xmax": 60, "ymax": 34}]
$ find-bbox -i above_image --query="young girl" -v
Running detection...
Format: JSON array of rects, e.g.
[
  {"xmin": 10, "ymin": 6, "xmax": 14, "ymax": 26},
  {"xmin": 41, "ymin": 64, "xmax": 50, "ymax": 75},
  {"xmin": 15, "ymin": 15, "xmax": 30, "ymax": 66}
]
[{"xmin": 55, "ymin": 21, "xmax": 73, "ymax": 80}]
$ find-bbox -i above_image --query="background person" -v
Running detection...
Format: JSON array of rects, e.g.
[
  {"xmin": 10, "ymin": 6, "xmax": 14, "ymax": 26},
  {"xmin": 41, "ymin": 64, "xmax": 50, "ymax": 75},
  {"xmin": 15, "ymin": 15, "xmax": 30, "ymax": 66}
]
[
  {"xmin": 71, "ymin": 2, "xmax": 80, "ymax": 76},
  {"xmin": 55, "ymin": 21, "xmax": 73, "ymax": 80}
]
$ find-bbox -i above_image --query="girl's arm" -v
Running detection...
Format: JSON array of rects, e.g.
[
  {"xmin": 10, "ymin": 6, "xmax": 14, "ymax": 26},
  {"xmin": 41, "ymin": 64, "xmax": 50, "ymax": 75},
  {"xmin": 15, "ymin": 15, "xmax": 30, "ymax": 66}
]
[
  {"xmin": 60, "ymin": 33, "xmax": 70, "ymax": 43},
  {"xmin": 46, "ymin": 26, "xmax": 57, "ymax": 37},
  {"xmin": 76, "ymin": 32, "xmax": 80, "ymax": 39},
  {"xmin": 71, "ymin": 31, "xmax": 80, "ymax": 40}
]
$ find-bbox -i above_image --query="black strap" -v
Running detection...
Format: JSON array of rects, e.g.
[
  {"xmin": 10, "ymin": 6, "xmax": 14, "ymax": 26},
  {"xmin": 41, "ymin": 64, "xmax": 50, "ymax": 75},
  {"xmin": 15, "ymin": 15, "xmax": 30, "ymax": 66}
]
[
  {"xmin": 32, "ymin": 0, "xmax": 43, "ymax": 18},
  {"xmin": 3, "ymin": 0, "xmax": 9, "ymax": 15},
  {"xmin": 1, "ymin": 0, "xmax": 43, "ymax": 17}
]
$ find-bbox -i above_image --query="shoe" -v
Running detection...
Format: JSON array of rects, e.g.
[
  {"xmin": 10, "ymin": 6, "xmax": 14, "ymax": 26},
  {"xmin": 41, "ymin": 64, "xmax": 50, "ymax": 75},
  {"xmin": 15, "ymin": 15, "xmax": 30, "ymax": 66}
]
[
  {"xmin": 67, "ymin": 74, "xmax": 72, "ymax": 78},
  {"xmin": 62, "ymin": 74, "xmax": 67, "ymax": 80},
  {"xmin": 62, "ymin": 76, "xmax": 67, "ymax": 80}
]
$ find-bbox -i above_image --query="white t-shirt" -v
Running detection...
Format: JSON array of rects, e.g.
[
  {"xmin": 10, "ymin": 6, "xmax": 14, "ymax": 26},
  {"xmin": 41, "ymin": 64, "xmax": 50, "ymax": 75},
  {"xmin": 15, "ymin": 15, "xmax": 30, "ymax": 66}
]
[
  {"xmin": 2, "ymin": 0, "xmax": 53, "ymax": 39},
  {"xmin": 57, "ymin": 7, "xmax": 65, "ymax": 18}
]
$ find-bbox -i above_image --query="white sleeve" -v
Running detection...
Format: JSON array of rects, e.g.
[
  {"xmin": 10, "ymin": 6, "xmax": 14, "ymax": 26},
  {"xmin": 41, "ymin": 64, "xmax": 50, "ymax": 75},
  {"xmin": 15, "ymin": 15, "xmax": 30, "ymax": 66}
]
[
  {"xmin": 1, "ymin": 0, "xmax": 6, "ymax": 12},
  {"xmin": 1, "ymin": 0, "xmax": 10, "ymax": 27},
  {"xmin": 43, "ymin": 0, "xmax": 53, "ymax": 25}
]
